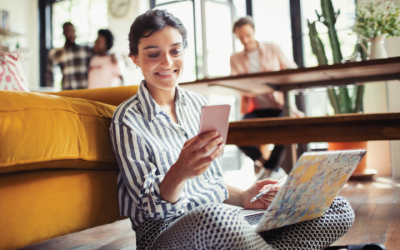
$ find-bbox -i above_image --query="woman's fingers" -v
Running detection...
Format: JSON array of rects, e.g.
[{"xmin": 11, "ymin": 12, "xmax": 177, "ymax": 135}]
[
  {"xmin": 178, "ymin": 131, "xmax": 224, "ymax": 178},
  {"xmin": 258, "ymin": 199, "xmax": 272, "ymax": 207},
  {"xmin": 195, "ymin": 143, "xmax": 224, "ymax": 168},
  {"xmin": 260, "ymin": 194, "xmax": 277, "ymax": 202},
  {"xmin": 188, "ymin": 131, "xmax": 219, "ymax": 150},
  {"xmin": 198, "ymin": 136, "xmax": 223, "ymax": 155}
]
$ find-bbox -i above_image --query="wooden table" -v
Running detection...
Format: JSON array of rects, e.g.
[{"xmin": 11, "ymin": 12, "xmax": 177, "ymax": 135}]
[
  {"xmin": 227, "ymin": 113, "xmax": 400, "ymax": 145},
  {"xmin": 180, "ymin": 57, "xmax": 400, "ymax": 98},
  {"xmin": 180, "ymin": 57, "xmax": 400, "ymax": 170}
]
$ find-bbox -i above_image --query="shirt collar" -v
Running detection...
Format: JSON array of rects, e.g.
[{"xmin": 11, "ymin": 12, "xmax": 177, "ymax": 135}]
[
  {"xmin": 137, "ymin": 80, "xmax": 186, "ymax": 122},
  {"xmin": 243, "ymin": 41, "xmax": 263, "ymax": 57},
  {"xmin": 175, "ymin": 85, "xmax": 186, "ymax": 106}
]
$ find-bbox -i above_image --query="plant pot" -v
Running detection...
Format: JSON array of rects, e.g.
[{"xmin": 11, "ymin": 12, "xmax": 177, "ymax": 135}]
[{"xmin": 328, "ymin": 141, "xmax": 367, "ymax": 173}]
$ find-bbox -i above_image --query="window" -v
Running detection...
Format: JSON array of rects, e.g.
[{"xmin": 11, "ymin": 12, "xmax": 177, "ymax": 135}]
[
  {"xmin": 204, "ymin": 1, "xmax": 234, "ymax": 77},
  {"xmin": 302, "ymin": 0, "xmax": 356, "ymax": 67},
  {"xmin": 52, "ymin": 0, "xmax": 108, "ymax": 48},
  {"xmin": 251, "ymin": 0, "xmax": 294, "ymax": 62}
]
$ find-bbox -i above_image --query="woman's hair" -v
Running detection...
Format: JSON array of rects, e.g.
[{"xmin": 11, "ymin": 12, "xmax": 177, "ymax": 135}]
[
  {"xmin": 98, "ymin": 29, "xmax": 114, "ymax": 51},
  {"xmin": 232, "ymin": 16, "xmax": 255, "ymax": 33},
  {"xmin": 128, "ymin": 9, "xmax": 188, "ymax": 56}
]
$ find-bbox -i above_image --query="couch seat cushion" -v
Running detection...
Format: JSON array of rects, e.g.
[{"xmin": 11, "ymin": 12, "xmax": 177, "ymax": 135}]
[{"xmin": 0, "ymin": 90, "xmax": 119, "ymax": 174}]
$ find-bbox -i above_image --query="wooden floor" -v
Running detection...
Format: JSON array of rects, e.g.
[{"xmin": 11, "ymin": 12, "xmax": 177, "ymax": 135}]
[{"xmin": 20, "ymin": 177, "xmax": 400, "ymax": 250}]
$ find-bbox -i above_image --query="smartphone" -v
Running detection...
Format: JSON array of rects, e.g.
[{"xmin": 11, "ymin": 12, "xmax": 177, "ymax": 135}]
[{"xmin": 198, "ymin": 104, "xmax": 231, "ymax": 158}]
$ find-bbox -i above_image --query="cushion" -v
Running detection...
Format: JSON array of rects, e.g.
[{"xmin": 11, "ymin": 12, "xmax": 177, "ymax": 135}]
[
  {"xmin": 0, "ymin": 90, "xmax": 119, "ymax": 174},
  {"xmin": 0, "ymin": 48, "xmax": 31, "ymax": 91},
  {"xmin": 46, "ymin": 85, "xmax": 139, "ymax": 106}
]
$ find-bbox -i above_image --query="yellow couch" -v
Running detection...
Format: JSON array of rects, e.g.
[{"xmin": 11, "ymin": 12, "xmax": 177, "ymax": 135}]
[{"xmin": 0, "ymin": 85, "xmax": 139, "ymax": 250}]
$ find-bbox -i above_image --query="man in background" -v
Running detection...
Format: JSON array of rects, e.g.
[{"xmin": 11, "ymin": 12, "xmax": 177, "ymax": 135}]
[
  {"xmin": 230, "ymin": 16, "xmax": 303, "ymax": 179},
  {"xmin": 46, "ymin": 22, "xmax": 93, "ymax": 90}
]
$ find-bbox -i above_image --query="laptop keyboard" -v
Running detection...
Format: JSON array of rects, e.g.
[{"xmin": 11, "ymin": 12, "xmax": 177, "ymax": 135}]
[{"xmin": 244, "ymin": 213, "xmax": 263, "ymax": 225}]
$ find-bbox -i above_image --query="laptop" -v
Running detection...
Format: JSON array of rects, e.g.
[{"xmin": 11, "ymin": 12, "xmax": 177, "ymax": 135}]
[{"xmin": 240, "ymin": 150, "xmax": 366, "ymax": 232}]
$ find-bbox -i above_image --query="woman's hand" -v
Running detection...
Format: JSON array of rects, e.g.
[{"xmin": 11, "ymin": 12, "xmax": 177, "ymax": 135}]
[
  {"xmin": 161, "ymin": 131, "xmax": 224, "ymax": 203},
  {"xmin": 242, "ymin": 179, "xmax": 281, "ymax": 210},
  {"xmin": 170, "ymin": 131, "xmax": 224, "ymax": 181}
]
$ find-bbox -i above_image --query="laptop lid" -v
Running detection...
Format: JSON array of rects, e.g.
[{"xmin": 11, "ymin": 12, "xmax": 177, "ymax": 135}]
[{"xmin": 255, "ymin": 149, "xmax": 366, "ymax": 232}]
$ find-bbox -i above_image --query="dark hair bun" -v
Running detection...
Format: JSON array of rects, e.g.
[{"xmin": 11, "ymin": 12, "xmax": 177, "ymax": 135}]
[{"xmin": 128, "ymin": 9, "xmax": 188, "ymax": 56}]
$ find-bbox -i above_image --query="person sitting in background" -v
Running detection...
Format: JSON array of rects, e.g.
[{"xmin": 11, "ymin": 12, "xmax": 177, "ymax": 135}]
[
  {"xmin": 88, "ymin": 29, "xmax": 124, "ymax": 89},
  {"xmin": 230, "ymin": 16, "xmax": 303, "ymax": 179},
  {"xmin": 46, "ymin": 22, "xmax": 93, "ymax": 90}
]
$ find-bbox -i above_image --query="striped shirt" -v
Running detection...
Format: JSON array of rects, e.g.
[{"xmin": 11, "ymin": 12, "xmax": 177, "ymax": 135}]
[{"xmin": 109, "ymin": 81, "xmax": 228, "ymax": 231}]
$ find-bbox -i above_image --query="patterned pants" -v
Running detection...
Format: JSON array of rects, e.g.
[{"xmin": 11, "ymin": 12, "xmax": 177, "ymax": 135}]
[{"xmin": 137, "ymin": 197, "xmax": 354, "ymax": 250}]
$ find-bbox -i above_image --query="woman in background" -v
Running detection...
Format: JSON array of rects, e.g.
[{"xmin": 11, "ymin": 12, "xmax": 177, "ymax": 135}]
[{"xmin": 88, "ymin": 29, "xmax": 124, "ymax": 89}]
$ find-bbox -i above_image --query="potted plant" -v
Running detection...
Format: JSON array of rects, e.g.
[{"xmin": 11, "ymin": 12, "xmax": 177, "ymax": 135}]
[
  {"xmin": 352, "ymin": 0, "xmax": 400, "ymax": 59},
  {"xmin": 308, "ymin": 0, "xmax": 368, "ymax": 174}
]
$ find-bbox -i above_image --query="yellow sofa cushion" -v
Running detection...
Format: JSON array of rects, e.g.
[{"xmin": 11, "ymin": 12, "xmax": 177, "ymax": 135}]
[
  {"xmin": 0, "ymin": 169, "xmax": 125, "ymax": 250},
  {"xmin": 46, "ymin": 85, "xmax": 139, "ymax": 106},
  {"xmin": 0, "ymin": 90, "xmax": 121, "ymax": 174}
]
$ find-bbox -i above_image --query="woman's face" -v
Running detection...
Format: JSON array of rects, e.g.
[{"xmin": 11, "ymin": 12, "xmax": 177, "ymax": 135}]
[
  {"xmin": 93, "ymin": 35, "xmax": 107, "ymax": 54},
  {"xmin": 132, "ymin": 26, "xmax": 184, "ymax": 91}
]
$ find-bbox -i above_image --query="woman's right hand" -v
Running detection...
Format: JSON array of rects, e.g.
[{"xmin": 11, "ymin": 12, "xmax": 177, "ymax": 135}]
[
  {"xmin": 160, "ymin": 131, "xmax": 223, "ymax": 204},
  {"xmin": 170, "ymin": 131, "xmax": 224, "ymax": 181}
]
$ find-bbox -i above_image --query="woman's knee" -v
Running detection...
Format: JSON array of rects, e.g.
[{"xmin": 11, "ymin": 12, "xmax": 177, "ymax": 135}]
[
  {"xmin": 326, "ymin": 196, "xmax": 355, "ymax": 233},
  {"xmin": 190, "ymin": 204, "xmax": 256, "ymax": 248}
]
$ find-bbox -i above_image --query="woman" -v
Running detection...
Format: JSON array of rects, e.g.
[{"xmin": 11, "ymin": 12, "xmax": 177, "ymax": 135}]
[
  {"xmin": 88, "ymin": 29, "xmax": 124, "ymax": 89},
  {"xmin": 110, "ymin": 9, "xmax": 354, "ymax": 250}
]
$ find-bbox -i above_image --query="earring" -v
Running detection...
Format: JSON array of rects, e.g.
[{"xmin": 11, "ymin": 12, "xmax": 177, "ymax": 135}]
[{"xmin": 136, "ymin": 66, "xmax": 140, "ymax": 69}]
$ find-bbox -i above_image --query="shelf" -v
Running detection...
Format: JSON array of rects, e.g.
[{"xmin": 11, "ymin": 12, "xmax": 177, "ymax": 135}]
[{"xmin": 0, "ymin": 27, "xmax": 23, "ymax": 37}]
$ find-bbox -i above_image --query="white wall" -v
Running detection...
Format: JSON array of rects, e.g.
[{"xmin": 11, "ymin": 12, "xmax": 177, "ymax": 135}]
[
  {"xmin": 108, "ymin": 0, "xmax": 149, "ymax": 85},
  {"xmin": 0, "ymin": 0, "xmax": 39, "ymax": 88},
  {"xmin": 363, "ymin": 82, "xmax": 391, "ymax": 176}
]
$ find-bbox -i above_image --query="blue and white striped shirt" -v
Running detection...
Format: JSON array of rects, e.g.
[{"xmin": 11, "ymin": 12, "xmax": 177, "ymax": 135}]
[{"xmin": 109, "ymin": 81, "xmax": 228, "ymax": 231}]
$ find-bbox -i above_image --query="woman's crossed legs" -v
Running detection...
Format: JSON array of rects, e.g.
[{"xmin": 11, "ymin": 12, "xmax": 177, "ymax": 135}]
[{"xmin": 151, "ymin": 197, "xmax": 354, "ymax": 250}]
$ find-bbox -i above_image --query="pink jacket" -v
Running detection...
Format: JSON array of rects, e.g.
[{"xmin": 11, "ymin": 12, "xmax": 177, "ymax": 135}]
[{"xmin": 230, "ymin": 42, "xmax": 297, "ymax": 114}]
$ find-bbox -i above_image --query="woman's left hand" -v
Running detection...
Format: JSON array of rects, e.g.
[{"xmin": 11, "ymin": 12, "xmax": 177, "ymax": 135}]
[{"xmin": 242, "ymin": 179, "xmax": 281, "ymax": 210}]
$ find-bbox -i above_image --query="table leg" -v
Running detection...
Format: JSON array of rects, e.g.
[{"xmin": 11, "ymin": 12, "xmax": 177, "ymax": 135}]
[{"xmin": 281, "ymin": 90, "xmax": 297, "ymax": 174}]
